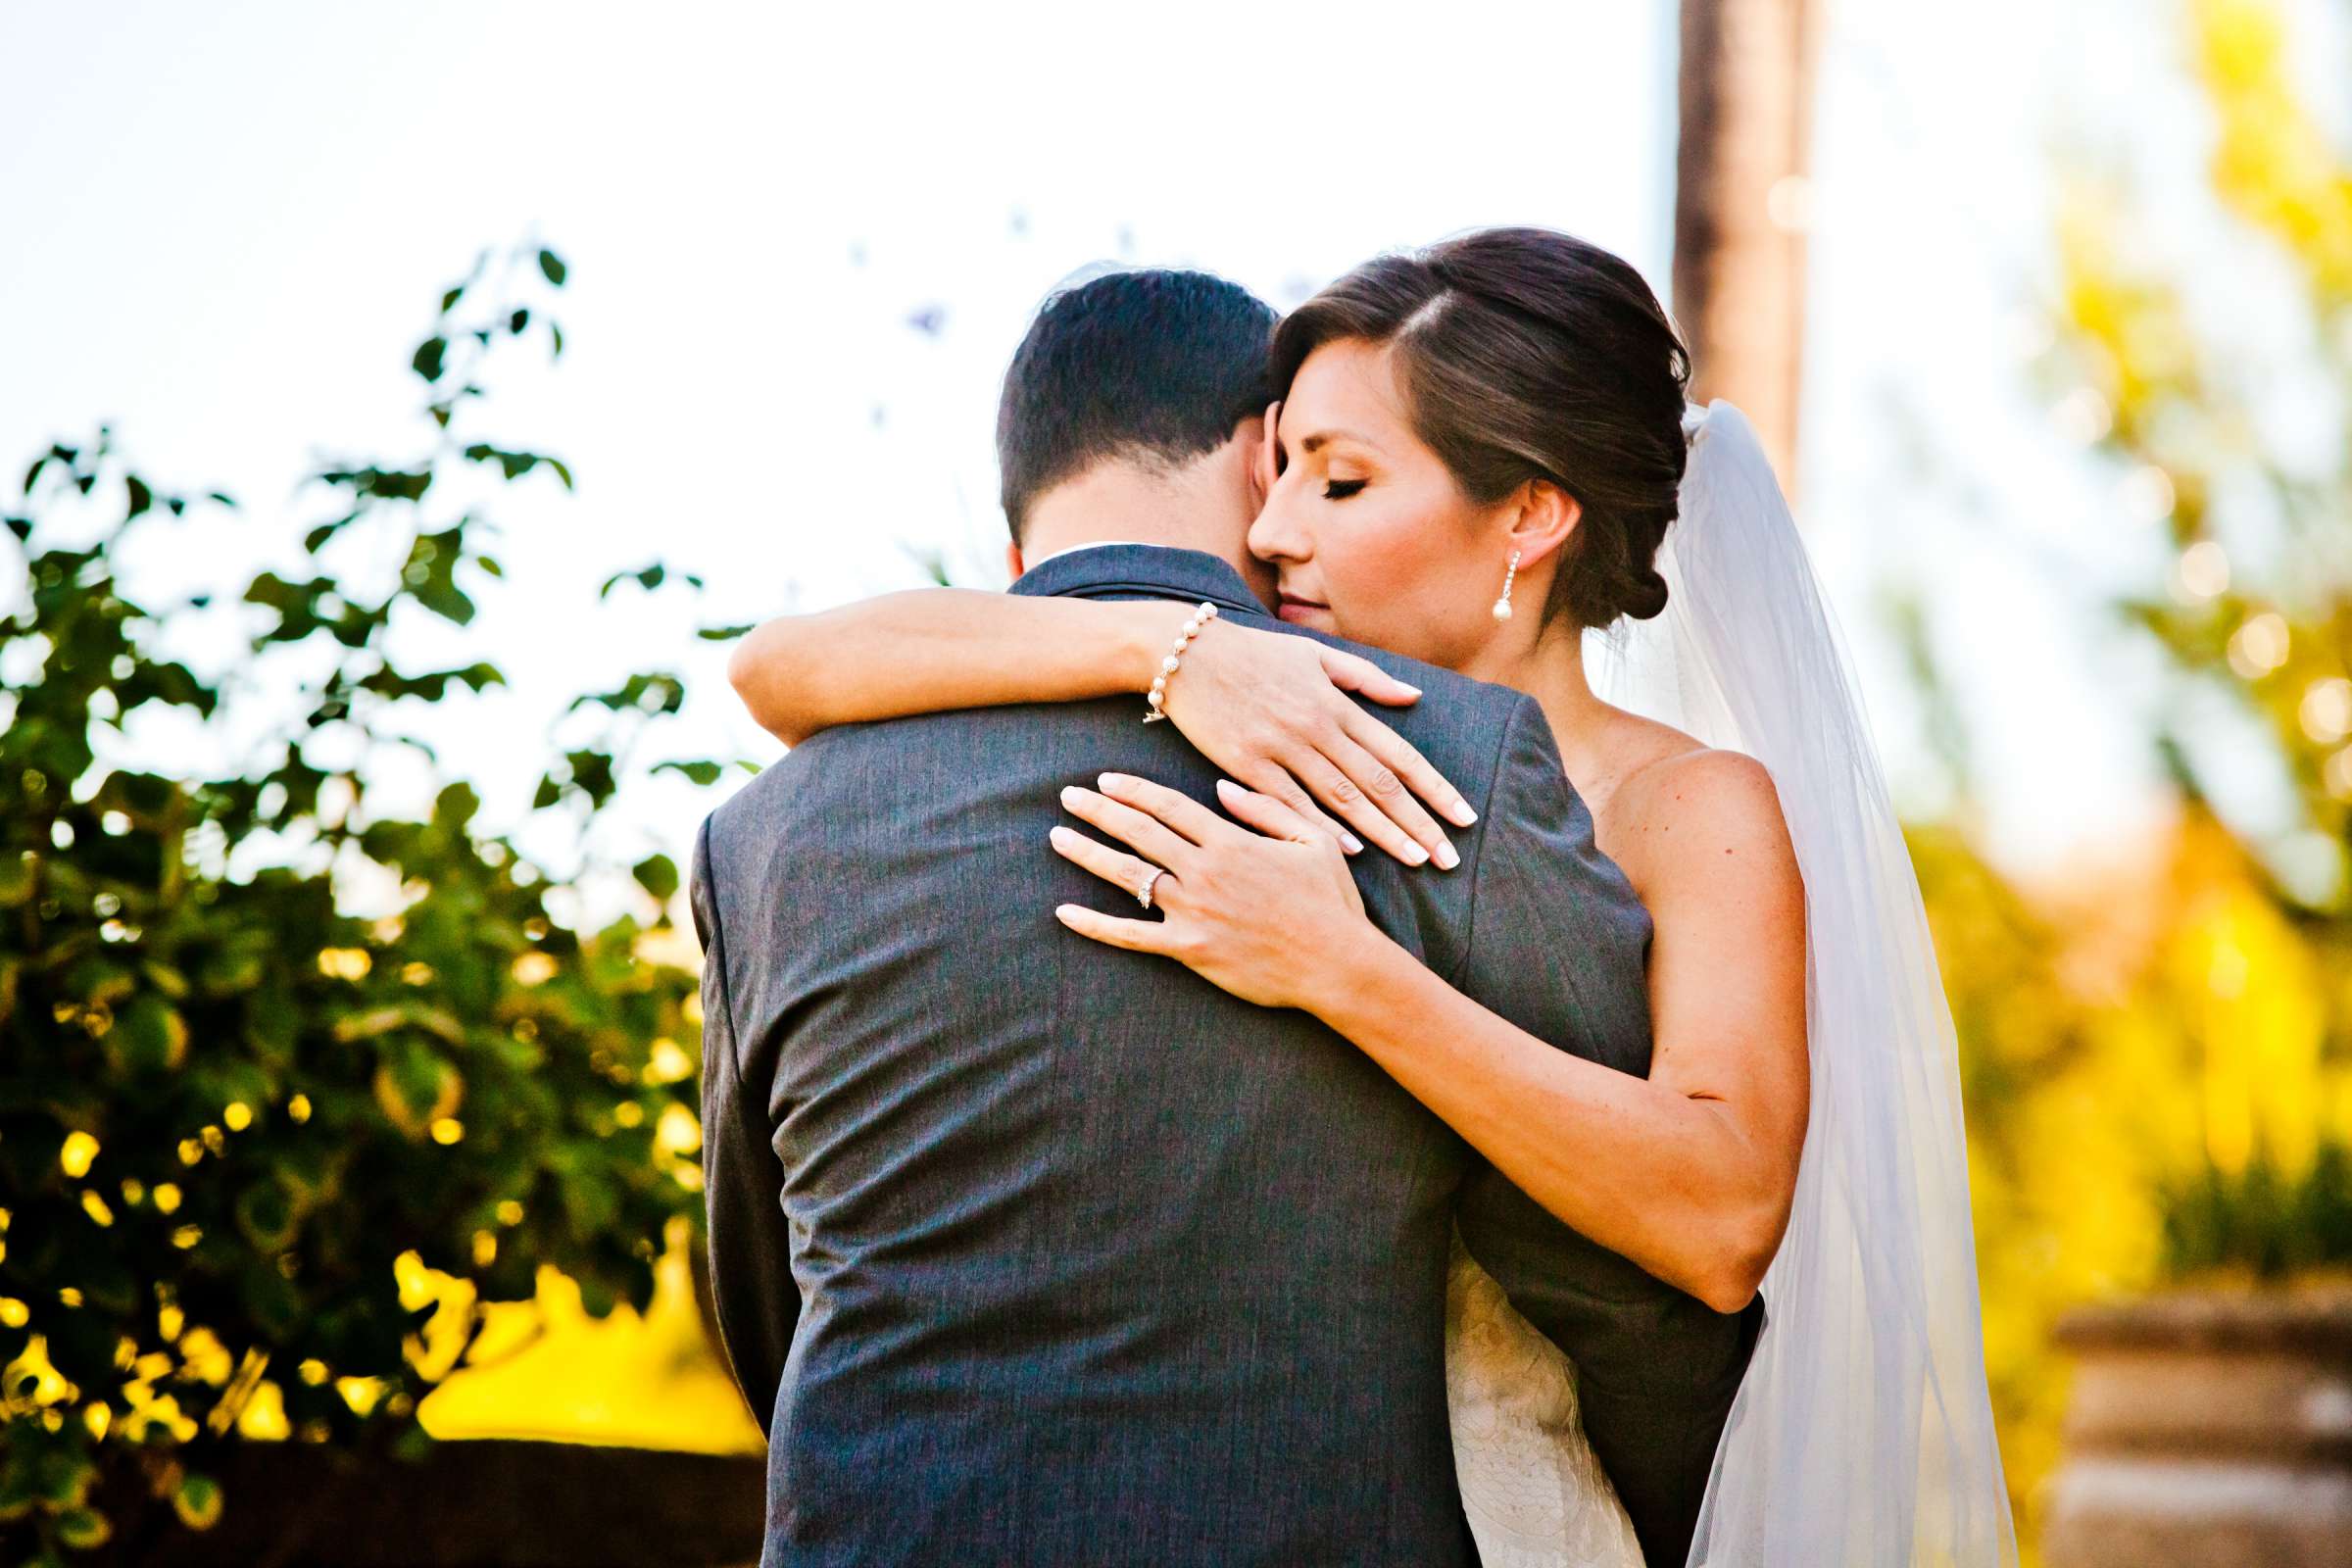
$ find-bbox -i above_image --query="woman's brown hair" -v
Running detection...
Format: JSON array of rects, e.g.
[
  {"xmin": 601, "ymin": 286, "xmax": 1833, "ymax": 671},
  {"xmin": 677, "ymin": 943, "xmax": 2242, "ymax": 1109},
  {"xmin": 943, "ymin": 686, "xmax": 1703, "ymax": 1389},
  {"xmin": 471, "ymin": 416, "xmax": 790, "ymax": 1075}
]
[{"xmin": 1271, "ymin": 227, "xmax": 1690, "ymax": 630}]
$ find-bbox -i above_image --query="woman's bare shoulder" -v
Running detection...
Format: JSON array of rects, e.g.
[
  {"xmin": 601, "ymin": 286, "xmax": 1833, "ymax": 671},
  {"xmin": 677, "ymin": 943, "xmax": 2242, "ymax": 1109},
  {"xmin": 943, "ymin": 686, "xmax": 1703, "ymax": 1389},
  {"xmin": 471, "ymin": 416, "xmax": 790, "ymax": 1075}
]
[{"xmin": 1591, "ymin": 726, "xmax": 1788, "ymax": 896}]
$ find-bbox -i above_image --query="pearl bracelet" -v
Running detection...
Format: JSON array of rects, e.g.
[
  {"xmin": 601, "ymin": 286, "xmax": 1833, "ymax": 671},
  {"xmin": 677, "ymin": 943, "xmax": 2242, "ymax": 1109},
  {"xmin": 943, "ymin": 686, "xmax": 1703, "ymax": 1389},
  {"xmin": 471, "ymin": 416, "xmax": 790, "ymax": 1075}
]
[{"xmin": 1143, "ymin": 602, "xmax": 1219, "ymax": 723}]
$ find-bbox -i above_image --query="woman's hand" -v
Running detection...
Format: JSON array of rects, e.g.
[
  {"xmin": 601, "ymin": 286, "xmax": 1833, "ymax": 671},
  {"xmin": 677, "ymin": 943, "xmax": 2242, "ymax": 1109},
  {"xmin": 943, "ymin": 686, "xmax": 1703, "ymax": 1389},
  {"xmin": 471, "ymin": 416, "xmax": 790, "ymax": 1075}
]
[
  {"xmin": 1049, "ymin": 772, "xmax": 1390, "ymax": 1012},
  {"xmin": 1157, "ymin": 618, "xmax": 1476, "ymax": 868}
]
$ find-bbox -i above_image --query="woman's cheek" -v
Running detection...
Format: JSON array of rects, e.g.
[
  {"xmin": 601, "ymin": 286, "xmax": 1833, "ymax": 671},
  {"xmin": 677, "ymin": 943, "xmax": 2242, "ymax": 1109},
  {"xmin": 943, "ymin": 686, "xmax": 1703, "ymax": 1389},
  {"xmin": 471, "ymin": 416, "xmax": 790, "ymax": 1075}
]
[{"xmin": 1338, "ymin": 506, "xmax": 1449, "ymax": 646}]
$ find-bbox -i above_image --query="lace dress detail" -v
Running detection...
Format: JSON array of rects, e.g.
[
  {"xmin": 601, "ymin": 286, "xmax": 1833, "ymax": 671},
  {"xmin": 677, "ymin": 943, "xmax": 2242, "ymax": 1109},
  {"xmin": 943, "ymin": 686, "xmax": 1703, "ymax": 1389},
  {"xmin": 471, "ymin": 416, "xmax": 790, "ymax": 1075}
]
[{"xmin": 1446, "ymin": 1231, "xmax": 1645, "ymax": 1568}]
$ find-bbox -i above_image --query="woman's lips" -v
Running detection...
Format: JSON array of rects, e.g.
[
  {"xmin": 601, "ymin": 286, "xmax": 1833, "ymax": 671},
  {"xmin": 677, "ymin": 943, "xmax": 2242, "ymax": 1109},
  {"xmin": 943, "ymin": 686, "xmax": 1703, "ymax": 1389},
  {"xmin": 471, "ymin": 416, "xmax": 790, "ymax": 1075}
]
[{"xmin": 1276, "ymin": 593, "xmax": 1329, "ymax": 624}]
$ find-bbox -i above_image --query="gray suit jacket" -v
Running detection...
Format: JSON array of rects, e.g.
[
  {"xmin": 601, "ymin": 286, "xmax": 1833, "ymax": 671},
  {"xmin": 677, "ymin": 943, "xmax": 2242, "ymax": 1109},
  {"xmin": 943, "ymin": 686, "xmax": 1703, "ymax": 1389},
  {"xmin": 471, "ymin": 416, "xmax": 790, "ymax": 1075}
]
[{"xmin": 694, "ymin": 546, "xmax": 1760, "ymax": 1568}]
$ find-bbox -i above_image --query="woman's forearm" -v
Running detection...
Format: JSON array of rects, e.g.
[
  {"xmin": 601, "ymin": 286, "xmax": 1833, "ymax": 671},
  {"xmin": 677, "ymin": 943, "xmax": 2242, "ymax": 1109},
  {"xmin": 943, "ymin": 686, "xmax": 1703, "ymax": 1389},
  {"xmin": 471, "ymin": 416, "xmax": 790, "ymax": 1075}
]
[
  {"xmin": 726, "ymin": 589, "xmax": 1188, "ymax": 745},
  {"xmin": 1303, "ymin": 929, "xmax": 1787, "ymax": 1312}
]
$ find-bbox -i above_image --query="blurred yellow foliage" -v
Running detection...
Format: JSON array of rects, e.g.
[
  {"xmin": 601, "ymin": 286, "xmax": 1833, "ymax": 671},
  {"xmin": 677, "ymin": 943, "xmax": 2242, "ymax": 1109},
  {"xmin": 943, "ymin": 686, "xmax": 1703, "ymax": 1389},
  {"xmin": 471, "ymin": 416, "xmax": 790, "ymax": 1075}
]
[
  {"xmin": 1930, "ymin": 812, "xmax": 2351, "ymax": 1549},
  {"xmin": 2195, "ymin": 0, "xmax": 2352, "ymax": 294},
  {"xmin": 417, "ymin": 1223, "xmax": 760, "ymax": 1456},
  {"xmin": 1988, "ymin": 10, "xmax": 2352, "ymax": 1555}
]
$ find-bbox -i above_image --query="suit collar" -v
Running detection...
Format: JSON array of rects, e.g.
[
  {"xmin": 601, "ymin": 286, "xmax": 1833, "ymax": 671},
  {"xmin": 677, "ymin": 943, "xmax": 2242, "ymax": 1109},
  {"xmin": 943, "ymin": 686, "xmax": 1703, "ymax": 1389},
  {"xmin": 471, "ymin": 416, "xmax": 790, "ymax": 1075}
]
[{"xmin": 1007, "ymin": 543, "xmax": 1269, "ymax": 618}]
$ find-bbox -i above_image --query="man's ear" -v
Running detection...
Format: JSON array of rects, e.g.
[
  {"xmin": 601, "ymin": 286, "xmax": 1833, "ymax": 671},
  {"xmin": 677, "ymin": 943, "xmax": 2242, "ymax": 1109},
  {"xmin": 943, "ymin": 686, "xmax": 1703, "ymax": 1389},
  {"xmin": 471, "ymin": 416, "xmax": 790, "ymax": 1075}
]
[
  {"xmin": 1251, "ymin": 402, "xmax": 1282, "ymax": 507},
  {"xmin": 1506, "ymin": 479, "xmax": 1582, "ymax": 571},
  {"xmin": 1004, "ymin": 541, "xmax": 1026, "ymax": 582}
]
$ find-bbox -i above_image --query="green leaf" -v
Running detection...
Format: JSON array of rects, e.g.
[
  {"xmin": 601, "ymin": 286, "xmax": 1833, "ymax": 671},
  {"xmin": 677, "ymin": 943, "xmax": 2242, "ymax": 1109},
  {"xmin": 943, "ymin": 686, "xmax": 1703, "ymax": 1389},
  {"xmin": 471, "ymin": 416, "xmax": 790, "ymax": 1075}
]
[
  {"xmin": 68, "ymin": 958, "xmax": 137, "ymax": 1010},
  {"xmin": 600, "ymin": 564, "xmax": 663, "ymax": 599},
  {"xmin": 434, "ymin": 780, "xmax": 481, "ymax": 829},
  {"xmin": 412, "ymin": 336, "xmax": 447, "ymax": 382},
  {"xmin": 173, "ymin": 1473, "xmax": 223, "ymax": 1532},
  {"xmin": 55, "ymin": 1506, "xmax": 111, "ymax": 1549},
  {"xmin": 653, "ymin": 760, "xmax": 724, "ymax": 787},
  {"xmin": 696, "ymin": 623, "xmax": 757, "ymax": 641},
  {"xmin": 125, "ymin": 475, "xmax": 153, "ymax": 519},
  {"xmin": 373, "ymin": 1044, "xmax": 463, "ymax": 1140},
  {"xmin": 567, "ymin": 672, "xmax": 684, "ymax": 716},
  {"xmin": 362, "ymin": 466, "xmax": 431, "ymax": 502},
  {"xmin": 0, "ymin": 853, "xmax": 32, "ymax": 906},
  {"xmin": 235, "ymin": 1180, "xmax": 298, "ymax": 1250},
  {"xmin": 415, "ymin": 578, "xmax": 476, "ymax": 625},
  {"xmin": 565, "ymin": 749, "xmax": 617, "ymax": 808},
  {"xmin": 632, "ymin": 854, "xmax": 679, "ymax": 902},
  {"xmin": 109, "ymin": 994, "xmax": 189, "ymax": 1074},
  {"xmin": 537, "ymin": 248, "xmax": 567, "ymax": 286},
  {"xmin": 333, "ymin": 1007, "xmax": 413, "ymax": 1043}
]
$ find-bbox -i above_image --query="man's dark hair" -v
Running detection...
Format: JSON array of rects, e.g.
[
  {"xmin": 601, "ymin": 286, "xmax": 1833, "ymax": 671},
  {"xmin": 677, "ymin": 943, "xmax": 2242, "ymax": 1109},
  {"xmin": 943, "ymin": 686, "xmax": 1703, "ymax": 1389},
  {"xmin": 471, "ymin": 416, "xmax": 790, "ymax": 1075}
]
[{"xmin": 997, "ymin": 268, "xmax": 1278, "ymax": 541}]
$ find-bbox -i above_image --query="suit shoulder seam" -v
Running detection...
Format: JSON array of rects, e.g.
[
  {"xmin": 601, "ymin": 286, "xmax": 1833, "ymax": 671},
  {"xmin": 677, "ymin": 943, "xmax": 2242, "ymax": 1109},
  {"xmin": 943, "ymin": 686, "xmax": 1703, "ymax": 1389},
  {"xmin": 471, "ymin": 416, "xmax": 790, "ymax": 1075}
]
[
  {"xmin": 695, "ymin": 815, "xmax": 750, "ymax": 1096},
  {"xmin": 1446, "ymin": 693, "xmax": 1533, "ymax": 988}
]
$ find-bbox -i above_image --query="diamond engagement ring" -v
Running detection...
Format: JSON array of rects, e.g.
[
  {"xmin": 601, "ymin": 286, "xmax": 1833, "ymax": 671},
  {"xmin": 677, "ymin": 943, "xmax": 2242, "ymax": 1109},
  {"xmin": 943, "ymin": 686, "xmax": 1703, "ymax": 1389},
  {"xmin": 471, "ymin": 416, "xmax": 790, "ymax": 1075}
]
[{"xmin": 1136, "ymin": 868, "xmax": 1165, "ymax": 910}]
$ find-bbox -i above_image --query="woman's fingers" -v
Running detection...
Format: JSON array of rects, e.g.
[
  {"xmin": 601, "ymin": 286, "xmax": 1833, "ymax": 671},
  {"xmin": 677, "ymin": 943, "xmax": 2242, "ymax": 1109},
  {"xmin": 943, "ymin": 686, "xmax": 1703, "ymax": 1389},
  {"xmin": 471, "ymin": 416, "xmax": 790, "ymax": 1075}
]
[
  {"xmin": 1316, "ymin": 662, "xmax": 1476, "ymax": 831},
  {"xmin": 1273, "ymin": 730, "xmax": 1439, "ymax": 869},
  {"xmin": 1214, "ymin": 778, "xmax": 1328, "ymax": 846},
  {"xmin": 1318, "ymin": 647, "xmax": 1424, "ymax": 709},
  {"xmin": 1092, "ymin": 772, "xmax": 1229, "ymax": 846},
  {"xmin": 1054, "ymin": 902, "xmax": 1175, "ymax": 955},
  {"xmin": 1049, "ymin": 824, "xmax": 1172, "ymax": 906},
  {"xmin": 1313, "ymin": 724, "xmax": 1455, "ymax": 867},
  {"xmin": 1058, "ymin": 784, "xmax": 1196, "ymax": 868},
  {"xmin": 1232, "ymin": 759, "xmax": 1364, "ymax": 856},
  {"xmin": 1338, "ymin": 707, "xmax": 1478, "ymax": 829}
]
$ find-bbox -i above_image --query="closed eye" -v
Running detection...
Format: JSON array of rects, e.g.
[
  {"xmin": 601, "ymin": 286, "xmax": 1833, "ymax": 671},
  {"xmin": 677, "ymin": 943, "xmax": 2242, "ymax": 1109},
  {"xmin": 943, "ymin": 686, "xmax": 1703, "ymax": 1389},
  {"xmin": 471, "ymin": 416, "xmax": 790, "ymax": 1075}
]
[{"xmin": 1323, "ymin": 478, "xmax": 1367, "ymax": 500}]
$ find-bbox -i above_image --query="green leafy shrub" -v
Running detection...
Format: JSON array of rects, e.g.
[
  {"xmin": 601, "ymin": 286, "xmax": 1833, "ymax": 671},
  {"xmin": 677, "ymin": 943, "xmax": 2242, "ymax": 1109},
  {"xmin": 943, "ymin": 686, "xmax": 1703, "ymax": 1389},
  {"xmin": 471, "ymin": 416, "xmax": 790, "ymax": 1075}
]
[
  {"xmin": 2161, "ymin": 1140, "xmax": 2352, "ymax": 1282},
  {"xmin": 0, "ymin": 243, "xmax": 730, "ymax": 1563}
]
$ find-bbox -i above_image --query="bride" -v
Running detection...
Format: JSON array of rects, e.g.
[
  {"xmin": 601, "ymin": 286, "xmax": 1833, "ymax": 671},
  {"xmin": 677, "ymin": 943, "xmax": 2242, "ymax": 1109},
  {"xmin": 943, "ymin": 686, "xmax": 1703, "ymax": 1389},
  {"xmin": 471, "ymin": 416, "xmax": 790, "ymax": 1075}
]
[{"xmin": 725, "ymin": 228, "xmax": 2017, "ymax": 1567}]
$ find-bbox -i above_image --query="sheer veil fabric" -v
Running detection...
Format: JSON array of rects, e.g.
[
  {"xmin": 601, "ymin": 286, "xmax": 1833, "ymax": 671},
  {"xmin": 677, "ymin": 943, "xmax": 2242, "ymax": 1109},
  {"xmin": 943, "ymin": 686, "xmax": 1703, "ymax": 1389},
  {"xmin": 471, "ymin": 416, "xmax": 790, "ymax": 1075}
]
[{"xmin": 1587, "ymin": 403, "xmax": 2019, "ymax": 1565}]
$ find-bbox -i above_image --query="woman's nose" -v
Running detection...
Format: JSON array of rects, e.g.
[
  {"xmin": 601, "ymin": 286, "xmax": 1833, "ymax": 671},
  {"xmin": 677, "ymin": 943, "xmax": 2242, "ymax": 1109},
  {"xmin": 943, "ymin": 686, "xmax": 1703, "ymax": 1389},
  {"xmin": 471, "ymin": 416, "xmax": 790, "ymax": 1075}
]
[{"xmin": 1247, "ymin": 487, "xmax": 1306, "ymax": 564}]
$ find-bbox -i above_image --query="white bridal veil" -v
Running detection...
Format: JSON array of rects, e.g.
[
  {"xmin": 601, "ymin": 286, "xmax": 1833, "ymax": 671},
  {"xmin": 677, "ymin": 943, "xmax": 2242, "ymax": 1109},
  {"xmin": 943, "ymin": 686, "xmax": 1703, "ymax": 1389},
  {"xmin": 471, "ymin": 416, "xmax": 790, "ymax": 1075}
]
[{"xmin": 1589, "ymin": 402, "xmax": 2019, "ymax": 1566}]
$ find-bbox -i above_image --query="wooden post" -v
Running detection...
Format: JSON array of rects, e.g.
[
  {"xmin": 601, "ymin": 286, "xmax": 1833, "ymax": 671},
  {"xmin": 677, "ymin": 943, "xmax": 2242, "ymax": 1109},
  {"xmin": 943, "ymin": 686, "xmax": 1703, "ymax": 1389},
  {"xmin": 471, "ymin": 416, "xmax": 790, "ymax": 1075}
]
[{"xmin": 1673, "ymin": 0, "xmax": 1822, "ymax": 496}]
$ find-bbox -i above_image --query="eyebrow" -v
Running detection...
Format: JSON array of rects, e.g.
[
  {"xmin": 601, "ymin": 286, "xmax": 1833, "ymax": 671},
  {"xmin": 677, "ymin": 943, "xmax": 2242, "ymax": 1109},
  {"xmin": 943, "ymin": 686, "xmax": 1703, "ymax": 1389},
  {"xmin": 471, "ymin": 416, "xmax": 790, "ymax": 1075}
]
[{"xmin": 1298, "ymin": 428, "xmax": 1378, "ymax": 456}]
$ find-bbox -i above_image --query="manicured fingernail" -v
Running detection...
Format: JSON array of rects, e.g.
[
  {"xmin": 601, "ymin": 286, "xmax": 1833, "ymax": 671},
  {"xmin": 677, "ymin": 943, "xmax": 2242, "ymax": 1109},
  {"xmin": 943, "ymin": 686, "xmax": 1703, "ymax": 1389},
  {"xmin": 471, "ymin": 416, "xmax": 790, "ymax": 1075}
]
[
  {"xmin": 1433, "ymin": 840, "xmax": 1460, "ymax": 870},
  {"xmin": 1098, "ymin": 772, "xmax": 1132, "ymax": 791},
  {"xmin": 1400, "ymin": 842, "xmax": 1429, "ymax": 866},
  {"xmin": 1341, "ymin": 830, "xmax": 1363, "ymax": 855},
  {"xmin": 1447, "ymin": 800, "xmax": 1479, "ymax": 826},
  {"xmin": 1050, "ymin": 826, "xmax": 1076, "ymax": 848},
  {"xmin": 1060, "ymin": 785, "xmax": 1086, "ymax": 807}
]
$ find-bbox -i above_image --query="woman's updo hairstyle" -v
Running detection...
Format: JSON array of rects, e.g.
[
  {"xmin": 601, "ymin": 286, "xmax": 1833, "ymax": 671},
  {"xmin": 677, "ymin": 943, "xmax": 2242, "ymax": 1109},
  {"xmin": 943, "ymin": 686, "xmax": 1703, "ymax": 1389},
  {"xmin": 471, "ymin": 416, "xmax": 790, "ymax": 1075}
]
[{"xmin": 1269, "ymin": 226, "xmax": 1690, "ymax": 630}]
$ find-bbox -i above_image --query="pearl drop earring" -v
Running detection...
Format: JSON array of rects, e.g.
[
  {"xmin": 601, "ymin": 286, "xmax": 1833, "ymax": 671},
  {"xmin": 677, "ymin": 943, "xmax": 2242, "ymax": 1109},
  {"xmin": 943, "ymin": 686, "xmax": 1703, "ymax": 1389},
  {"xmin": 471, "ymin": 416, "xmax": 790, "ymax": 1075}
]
[{"xmin": 1491, "ymin": 550, "xmax": 1522, "ymax": 622}]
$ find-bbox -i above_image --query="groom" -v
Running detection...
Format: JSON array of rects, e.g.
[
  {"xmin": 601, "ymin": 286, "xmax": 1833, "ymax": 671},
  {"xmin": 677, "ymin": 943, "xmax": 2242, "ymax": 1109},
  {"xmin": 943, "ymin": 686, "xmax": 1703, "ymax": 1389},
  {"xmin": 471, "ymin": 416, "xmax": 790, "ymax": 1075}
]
[{"xmin": 693, "ymin": 269, "xmax": 1760, "ymax": 1567}]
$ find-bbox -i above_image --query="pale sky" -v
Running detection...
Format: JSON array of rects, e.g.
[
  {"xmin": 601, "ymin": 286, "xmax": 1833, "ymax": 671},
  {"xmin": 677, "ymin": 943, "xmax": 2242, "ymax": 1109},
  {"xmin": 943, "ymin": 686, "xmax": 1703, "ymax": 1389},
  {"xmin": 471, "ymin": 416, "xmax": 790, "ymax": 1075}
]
[{"xmin": 3, "ymin": 0, "xmax": 2267, "ymax": 897}]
